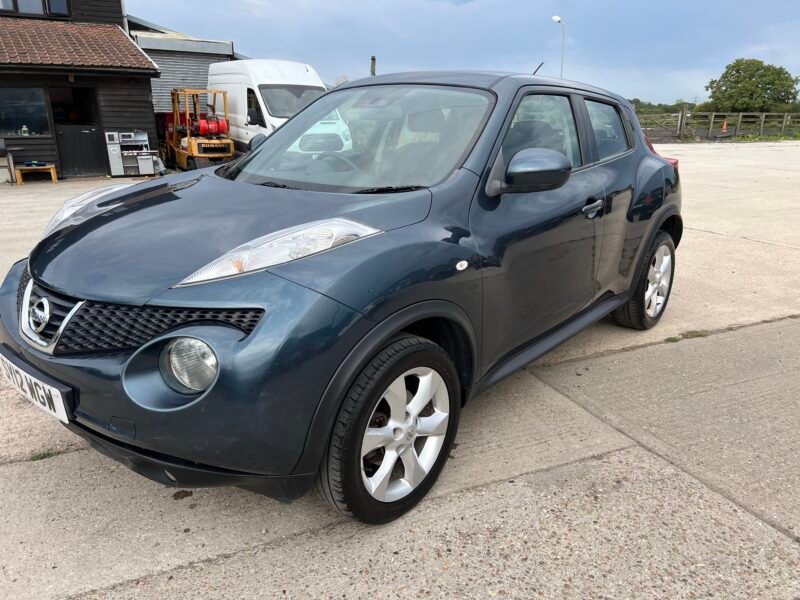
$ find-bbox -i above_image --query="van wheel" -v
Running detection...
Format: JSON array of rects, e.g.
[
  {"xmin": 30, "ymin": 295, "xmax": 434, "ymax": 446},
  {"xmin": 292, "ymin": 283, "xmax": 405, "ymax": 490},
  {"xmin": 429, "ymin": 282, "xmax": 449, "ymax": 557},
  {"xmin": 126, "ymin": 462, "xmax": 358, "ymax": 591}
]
[
  {"xmin": 316, "ymin": 336, "xmax": 460, "ymax": 524},
  {"xmin": 612, "ymin": 231, "xmax": 676, "ymax": 330}
]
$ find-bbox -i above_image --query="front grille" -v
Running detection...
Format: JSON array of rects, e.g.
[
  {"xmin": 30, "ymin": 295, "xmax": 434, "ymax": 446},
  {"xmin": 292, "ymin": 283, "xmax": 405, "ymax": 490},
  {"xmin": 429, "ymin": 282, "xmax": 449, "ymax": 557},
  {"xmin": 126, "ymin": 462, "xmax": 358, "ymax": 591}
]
[
  {"xmin": 17, "ymin": 269, "xmax": 264, "ymax": 355},
  {"xmin": 56, "ymin": 303, "xmax": 264, "ymax": 354},
  {"xmin": 26, "ymin": 280, "xmax": 81, "ymax": 344},
  {"xmin": 17, "ymin": 269, "xmax": 31, "ymax": 316}
]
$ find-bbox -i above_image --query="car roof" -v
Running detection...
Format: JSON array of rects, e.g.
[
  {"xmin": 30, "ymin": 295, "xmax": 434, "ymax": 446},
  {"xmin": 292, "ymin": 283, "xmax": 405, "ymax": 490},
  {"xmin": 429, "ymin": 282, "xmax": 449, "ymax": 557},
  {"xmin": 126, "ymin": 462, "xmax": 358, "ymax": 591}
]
[{"xmin": 337, "ymin": 70, "xmax": 628, "ymax": 105}]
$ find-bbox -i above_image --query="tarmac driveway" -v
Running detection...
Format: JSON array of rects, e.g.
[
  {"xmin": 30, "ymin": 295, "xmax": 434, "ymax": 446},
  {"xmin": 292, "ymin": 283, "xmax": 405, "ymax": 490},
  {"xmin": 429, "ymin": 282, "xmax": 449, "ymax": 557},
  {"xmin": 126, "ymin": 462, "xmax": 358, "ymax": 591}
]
[{"xmin": 1, "ymin": 143, "xmax": 799, "ymax": 599}]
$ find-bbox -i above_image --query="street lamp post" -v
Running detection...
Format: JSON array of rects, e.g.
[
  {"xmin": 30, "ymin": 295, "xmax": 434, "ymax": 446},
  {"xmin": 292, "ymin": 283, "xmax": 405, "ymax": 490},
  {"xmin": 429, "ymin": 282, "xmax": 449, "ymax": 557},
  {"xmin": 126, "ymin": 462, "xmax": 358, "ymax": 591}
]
[{"xmin": 551, "ymin": 15, "xmax": 565, "ymax": 78}]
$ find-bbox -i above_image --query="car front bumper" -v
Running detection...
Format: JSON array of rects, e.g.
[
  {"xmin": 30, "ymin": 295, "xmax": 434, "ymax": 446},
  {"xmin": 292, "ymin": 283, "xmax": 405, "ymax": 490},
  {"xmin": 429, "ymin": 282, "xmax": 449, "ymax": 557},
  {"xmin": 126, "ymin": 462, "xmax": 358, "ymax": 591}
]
[
  {"xmin": 0, "ymin": 259, "xmax": 370, "ymax": 494},
  {"xmin": 67, "ymin": 418, "xmax": 316, "ymax": 501}
]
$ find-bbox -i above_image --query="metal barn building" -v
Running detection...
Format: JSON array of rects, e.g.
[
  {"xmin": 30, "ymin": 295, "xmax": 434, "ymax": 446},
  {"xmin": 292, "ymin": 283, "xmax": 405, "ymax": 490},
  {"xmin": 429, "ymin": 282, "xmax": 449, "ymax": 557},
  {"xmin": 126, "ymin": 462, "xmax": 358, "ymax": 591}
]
[{"xmin": 127, "ymin": 15, "xmax": 236, "ymax": 115}]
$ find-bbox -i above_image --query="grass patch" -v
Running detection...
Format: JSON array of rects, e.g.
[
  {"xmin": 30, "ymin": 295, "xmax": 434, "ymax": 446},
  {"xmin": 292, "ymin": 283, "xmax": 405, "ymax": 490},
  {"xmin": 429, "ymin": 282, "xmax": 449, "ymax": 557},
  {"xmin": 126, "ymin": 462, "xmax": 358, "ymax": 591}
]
[
  {"xmin": 29, "ymin": 450, "xmax": 58, "ymax": 461},
  {"xmin": 663, "ymin": 330, "xmax": 712, "ymax": 343},
  {"xmin": 682, "ymin": 330, "xmax": 712, "ymax": 339}
]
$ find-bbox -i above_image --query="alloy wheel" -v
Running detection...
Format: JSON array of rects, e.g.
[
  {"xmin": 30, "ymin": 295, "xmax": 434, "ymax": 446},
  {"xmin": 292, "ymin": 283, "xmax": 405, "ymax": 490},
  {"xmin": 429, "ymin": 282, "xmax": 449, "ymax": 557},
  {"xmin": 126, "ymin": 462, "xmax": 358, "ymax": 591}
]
[
  {"xmin": 360, "ymin": 367, "xmax": 450, "ymax": 502},
  {"xmin": 645, "ymin": 244, "xmax": 673, "ymax": 318}
]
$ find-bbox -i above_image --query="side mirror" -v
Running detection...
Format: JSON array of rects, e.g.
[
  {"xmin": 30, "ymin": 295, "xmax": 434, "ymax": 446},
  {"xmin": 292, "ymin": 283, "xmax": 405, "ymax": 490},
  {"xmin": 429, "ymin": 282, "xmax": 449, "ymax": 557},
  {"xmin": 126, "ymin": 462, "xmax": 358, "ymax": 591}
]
[
  {"xmin": 246, "ymin": 108, "xmax": 260, "ymax": 126},
  {"xmin": 503, "ymin": 148, "xmax": 572, "ymax": 193},
  {"xmin": 248, "ymin": 133, "xmax": 267, "ymax": 152}
]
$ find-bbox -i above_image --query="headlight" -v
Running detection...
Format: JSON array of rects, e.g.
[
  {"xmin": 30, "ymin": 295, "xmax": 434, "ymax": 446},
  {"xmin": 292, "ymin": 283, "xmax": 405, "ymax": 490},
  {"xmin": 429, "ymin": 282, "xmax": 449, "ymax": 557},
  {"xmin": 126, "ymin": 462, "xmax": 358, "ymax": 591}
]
[
  {"xmin": 42, "ymin": 184, "xmax": 134, "ymax": 239},
  {"xmin": 179, "ymin": 218, "xmax": 380, "ymax": 285},
  {"xmin": 160, "ymin": 337, "xmax": 218, "ymax": 393}
]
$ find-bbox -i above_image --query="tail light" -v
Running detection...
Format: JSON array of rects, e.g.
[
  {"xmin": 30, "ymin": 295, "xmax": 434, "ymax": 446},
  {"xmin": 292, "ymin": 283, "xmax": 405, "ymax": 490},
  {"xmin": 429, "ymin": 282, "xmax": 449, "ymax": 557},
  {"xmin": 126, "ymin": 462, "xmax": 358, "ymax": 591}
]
[{"xmin": 646, "ymin": 137, "xmax": 679, "ymax": 170}]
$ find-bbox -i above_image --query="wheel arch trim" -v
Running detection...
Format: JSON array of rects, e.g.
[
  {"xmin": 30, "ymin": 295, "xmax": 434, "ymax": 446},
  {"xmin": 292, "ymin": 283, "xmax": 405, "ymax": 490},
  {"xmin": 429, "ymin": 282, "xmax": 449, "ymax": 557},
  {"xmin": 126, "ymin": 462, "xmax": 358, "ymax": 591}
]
[
  {"xmin": 291, "ymin": 300, "xmax": 479, "ymax": 475},
  {"xmin": 631, "ymin": 206, "xmax": 682, "ymax": 291}
]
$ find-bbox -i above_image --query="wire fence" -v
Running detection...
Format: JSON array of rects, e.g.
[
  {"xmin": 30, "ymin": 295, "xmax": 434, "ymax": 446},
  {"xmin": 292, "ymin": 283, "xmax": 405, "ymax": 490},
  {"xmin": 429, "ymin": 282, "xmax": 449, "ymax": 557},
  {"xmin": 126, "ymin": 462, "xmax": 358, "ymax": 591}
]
[{"xmin": 636, "ymin": 110, "xmax": 800, "ymax": 142}]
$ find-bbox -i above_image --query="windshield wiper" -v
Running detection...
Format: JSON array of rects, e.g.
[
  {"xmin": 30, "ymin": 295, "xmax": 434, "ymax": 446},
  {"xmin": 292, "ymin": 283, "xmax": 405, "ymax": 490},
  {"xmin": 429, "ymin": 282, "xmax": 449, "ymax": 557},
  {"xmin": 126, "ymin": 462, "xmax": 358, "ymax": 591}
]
[
  {"xmin": 354, "ymin": 185, "xmax": 426, "ymax": 194},
  {"xmin": 258, "ymin": 180, "xmax": 301, "ymax": 190}
]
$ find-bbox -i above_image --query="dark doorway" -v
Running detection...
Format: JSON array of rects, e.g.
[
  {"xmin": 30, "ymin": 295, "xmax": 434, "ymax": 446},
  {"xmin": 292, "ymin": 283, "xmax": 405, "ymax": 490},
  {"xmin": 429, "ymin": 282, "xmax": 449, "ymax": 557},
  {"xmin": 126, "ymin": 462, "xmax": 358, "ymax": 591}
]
[{"xmin": 50, "ymin": 87, "xmax": 108, "ymax": 177}]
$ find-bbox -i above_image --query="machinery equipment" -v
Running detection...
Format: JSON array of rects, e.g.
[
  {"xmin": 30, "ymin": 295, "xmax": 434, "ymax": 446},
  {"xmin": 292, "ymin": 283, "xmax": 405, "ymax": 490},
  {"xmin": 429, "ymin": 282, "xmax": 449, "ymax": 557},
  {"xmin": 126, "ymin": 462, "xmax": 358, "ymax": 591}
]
[
  {"xmin": 167, "ymin": 88, "xmax": 235, "ymax": 171},
  {"xmin": 106, "ymin": 131, "xmax": 162, "ymax": 176}
]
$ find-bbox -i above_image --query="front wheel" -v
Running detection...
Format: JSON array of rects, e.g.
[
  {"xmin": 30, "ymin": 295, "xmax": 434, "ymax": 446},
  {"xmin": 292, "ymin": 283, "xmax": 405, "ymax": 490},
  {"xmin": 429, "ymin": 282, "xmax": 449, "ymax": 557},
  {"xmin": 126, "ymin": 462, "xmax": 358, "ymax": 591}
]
[
  {"xmin": 612, "ymin": 230, "xmax": 676, "ymax": 329},
  {"xmin": 316, "ymin": 336, "xmax": 461, "ymax": 523}
]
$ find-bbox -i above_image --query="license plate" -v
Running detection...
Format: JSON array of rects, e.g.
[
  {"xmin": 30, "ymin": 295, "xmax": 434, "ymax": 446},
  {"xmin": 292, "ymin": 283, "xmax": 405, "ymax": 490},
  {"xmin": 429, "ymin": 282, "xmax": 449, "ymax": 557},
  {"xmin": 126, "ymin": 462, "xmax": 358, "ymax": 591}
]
[{"xmin": 0, "ymin": 353, "xmax": 69, "ymax": 423}]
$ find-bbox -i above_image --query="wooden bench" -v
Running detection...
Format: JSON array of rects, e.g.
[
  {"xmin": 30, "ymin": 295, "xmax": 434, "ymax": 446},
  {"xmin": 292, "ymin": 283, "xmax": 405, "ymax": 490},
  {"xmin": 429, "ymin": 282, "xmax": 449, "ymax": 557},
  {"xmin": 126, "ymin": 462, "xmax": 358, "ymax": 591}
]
[{"xmin": 15, "ymin": 164, "xmax": 58, "ymax": 185}]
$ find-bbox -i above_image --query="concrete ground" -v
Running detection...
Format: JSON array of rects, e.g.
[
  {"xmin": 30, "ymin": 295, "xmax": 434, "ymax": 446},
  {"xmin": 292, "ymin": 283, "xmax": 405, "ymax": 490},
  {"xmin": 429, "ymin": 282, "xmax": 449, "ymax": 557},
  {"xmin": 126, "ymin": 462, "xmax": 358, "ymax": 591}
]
[{"xmin": 1, "ymin": 142, "xmax": 799, "ymax": 599}]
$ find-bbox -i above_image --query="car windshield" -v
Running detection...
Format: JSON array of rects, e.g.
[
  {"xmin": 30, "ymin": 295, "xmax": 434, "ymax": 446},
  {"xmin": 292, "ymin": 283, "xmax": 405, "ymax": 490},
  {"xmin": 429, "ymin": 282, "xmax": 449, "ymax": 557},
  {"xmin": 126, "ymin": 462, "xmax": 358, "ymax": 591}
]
[
  {"xmin": 259, "ymin": 85, "xmax": 326, "ymax": 118},
  {"xmin": 227, "ymin": 84, "xmax": 493, "ymax": 192}
]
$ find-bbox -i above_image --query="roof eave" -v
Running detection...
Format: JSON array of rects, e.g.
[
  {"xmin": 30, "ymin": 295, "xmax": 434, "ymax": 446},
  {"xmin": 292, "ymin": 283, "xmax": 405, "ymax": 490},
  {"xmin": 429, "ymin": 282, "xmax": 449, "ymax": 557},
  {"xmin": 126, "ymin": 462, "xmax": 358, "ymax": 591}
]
[{"xmin": 0, "ymin": 63, "xmax": 160, "ymax": 77}]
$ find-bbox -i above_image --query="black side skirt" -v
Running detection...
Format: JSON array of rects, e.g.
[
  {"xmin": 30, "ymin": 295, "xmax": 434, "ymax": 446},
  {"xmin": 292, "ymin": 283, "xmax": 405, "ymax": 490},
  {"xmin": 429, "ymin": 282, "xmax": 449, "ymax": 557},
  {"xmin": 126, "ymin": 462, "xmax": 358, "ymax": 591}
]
[{"xmin": 476, "ymin": 292, "xmax": 628, "ymax": 394}]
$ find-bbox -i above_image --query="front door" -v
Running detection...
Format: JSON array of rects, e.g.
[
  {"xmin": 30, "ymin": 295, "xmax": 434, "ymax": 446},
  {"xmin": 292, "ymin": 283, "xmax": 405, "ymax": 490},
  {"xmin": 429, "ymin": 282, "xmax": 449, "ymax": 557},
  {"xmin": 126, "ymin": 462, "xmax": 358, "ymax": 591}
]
[
  {"xmin": 472, "ymin": 92, "xmax": 606, "ymax": 372},
  {"xmin": 50, "ymin": 88, "xmax": 108, "ymax": 177}
]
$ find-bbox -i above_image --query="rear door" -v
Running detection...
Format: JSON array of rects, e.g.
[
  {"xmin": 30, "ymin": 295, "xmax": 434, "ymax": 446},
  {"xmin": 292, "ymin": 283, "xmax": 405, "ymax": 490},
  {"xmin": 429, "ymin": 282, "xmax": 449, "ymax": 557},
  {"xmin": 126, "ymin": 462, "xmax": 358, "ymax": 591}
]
[
  {"xmin": 472, "ymin": 89, "xmax": 606, "ymax": 371},
  {"xmin": 578, "ymin": 96, "xmax": 641, "ymax": 296}
]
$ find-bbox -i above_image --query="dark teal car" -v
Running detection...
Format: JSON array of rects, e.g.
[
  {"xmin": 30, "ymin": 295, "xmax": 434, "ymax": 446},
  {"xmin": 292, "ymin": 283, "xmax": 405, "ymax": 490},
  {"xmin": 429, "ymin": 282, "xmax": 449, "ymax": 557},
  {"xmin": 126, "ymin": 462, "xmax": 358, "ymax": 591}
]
[{"xmin": 0, "ymin": 72, "xmax": 681, "ymax": 523}]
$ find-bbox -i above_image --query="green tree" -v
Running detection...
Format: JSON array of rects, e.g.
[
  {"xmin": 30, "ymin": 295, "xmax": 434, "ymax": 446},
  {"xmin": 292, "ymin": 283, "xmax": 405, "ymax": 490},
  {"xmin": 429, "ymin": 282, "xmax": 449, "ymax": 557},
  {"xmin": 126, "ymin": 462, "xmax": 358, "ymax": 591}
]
[
  {"xmin": 628, "ymin": 98, "xmax": 695, "ymax": 114},
  {"xmin": 706, "ymin": 58, "xmax": 798, "ymax": 112}
]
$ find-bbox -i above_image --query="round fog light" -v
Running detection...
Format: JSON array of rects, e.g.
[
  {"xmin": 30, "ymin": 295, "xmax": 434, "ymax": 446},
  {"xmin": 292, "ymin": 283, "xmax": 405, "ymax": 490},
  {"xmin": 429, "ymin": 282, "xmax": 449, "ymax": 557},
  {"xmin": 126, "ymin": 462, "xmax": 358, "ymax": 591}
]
[{"xmin": 161, "ymin": 337, "xmax": 218, "ymax": 393}]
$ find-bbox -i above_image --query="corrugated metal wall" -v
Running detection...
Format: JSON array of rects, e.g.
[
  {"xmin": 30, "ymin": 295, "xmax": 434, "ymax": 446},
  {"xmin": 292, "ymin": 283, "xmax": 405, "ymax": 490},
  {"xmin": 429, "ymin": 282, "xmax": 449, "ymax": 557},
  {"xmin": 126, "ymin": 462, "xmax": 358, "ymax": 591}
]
[{"xmin": 145, "ymin": 50, "xmax": 231, "ymax": 113}]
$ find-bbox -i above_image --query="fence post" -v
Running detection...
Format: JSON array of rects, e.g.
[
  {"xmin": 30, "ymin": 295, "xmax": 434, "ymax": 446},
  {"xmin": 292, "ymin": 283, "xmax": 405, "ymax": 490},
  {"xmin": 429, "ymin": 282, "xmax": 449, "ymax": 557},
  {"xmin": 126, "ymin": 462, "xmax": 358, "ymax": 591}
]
[
  {"xmin": 734, "ymin": 113, "xmax": 742, "ymax": 137},
  {"xmin": 781, "ymin": 113, "xmax": 788, "ymax": 136},
  {"xmin": 758, "ymin": 113, "xmax": 766, "ymax": 136},
  {"xmin": 678, "ymin": 104, "xmax": 688, "ymax": 136},
  {"xmin": 707, "ymin": 112, "xmax": 715, "ymax": 139}
]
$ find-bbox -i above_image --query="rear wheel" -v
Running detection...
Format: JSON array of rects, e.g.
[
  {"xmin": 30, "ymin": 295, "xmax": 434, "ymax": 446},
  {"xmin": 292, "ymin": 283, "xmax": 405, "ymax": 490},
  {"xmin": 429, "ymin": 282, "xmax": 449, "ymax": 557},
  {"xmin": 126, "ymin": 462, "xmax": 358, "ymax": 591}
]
[
  {"xmin": 612, "ymin": 231, "xmax": 675, "ymax": 329},
  {"xmin": 316, "ymin": 336, "xmax": 460, "ymax": 523}
]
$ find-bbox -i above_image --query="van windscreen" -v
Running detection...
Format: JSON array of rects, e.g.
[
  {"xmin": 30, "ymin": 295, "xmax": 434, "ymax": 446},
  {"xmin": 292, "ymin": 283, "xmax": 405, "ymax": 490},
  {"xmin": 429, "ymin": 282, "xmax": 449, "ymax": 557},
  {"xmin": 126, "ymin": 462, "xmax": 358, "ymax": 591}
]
[{"xmin": 259, "ymin": 85, "xmax": 326, "ymax": 118}]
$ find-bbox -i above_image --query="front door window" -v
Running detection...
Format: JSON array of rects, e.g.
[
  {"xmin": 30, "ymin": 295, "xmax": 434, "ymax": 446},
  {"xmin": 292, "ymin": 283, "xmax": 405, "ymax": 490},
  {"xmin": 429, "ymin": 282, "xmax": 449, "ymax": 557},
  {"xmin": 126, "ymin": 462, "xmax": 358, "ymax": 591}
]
[
  {"xmin": 246, "ymin": 88, "xmax": 266, "ymax": 127},
  {"xmin": 502, "ymin": 94, "xmax": 582, "ymax": 167}
]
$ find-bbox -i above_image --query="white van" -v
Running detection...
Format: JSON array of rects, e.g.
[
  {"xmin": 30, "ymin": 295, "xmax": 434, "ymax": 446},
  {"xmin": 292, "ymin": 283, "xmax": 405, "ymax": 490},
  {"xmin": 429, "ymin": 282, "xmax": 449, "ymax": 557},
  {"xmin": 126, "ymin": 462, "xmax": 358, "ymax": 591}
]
[{"xmin": 208, "ymin": 59, "xmax": 351, "ymax": 153}]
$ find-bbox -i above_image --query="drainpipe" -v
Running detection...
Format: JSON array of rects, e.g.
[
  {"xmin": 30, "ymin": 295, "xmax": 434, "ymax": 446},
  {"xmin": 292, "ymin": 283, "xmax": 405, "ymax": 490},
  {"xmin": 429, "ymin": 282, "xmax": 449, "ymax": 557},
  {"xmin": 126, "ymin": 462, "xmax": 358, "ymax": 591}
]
[{"xmin": 120, "ymin": 0, "xmax": 130, "ymax": 34}]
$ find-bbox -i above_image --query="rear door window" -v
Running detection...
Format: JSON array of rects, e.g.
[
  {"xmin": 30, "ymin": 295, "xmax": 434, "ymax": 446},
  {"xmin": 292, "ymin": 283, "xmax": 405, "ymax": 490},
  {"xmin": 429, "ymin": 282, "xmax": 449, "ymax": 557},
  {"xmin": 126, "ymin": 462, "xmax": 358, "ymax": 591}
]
[{"xmin": 585, "ymin": 100, "xmax": 630, "ymax": 160}]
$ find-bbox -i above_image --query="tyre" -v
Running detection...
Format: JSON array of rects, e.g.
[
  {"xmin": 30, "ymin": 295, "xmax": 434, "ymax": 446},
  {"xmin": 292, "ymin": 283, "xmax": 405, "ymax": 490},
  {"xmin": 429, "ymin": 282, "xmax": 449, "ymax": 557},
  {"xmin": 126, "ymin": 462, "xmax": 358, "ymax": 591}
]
[
  {"xmin": 317, "ymin": 336, "xmax": 461, "ymax": 523},
  {"xmin": 164, "ymin": 149, "xmax": 176, "ymax": 170},
  {"xmin": 186, "ymin": 157, "xmax": 198, "ymax": 171},
  {"xmin": 612, "ymin": 230, "xmax": 676, "ymax": 330}
]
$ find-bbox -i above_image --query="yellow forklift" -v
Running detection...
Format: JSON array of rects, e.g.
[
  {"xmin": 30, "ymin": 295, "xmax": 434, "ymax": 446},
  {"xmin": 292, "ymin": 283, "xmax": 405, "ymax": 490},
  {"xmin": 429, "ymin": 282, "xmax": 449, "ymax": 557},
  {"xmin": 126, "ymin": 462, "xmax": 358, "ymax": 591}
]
[{"xmin": 167, "ymin": 88, "xmax": 235, "ymax": 170}]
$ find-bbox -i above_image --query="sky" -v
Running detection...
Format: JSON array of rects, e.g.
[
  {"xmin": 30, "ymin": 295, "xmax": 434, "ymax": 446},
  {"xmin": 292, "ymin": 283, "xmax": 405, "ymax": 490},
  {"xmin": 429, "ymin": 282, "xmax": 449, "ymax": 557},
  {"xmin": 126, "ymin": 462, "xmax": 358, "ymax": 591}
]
[{"xmin": 125, "ymin": 0, "xmax": 800, "ymax": 104}]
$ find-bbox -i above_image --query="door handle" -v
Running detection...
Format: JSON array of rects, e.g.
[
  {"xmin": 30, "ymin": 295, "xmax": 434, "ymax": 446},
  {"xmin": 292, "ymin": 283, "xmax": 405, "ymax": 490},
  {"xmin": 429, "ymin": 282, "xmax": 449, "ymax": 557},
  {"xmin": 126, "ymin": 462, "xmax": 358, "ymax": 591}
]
[{"xmin": 582, "ymin": 198, "xmax": 605, "ymax": 218}]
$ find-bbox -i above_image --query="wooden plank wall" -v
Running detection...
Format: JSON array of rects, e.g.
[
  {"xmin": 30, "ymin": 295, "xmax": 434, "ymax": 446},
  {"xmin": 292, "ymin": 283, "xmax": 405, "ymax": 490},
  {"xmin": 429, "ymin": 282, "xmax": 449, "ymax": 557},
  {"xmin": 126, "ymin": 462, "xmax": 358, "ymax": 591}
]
[
  {"xmin": 1, "ymin": 72, "xmax": 157, "ymax": 177},
  {"xmin": 69, "ymin": 0, "xmax": 124, "ymax": 25}
]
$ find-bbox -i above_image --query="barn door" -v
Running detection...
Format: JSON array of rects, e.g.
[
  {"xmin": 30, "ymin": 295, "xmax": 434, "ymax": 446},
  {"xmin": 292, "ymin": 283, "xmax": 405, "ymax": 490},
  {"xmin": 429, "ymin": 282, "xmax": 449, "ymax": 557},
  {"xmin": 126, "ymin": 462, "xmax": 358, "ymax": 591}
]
[{"xmin": 51, "ymin": 87, "xmax": 108, "ymax": 177}]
